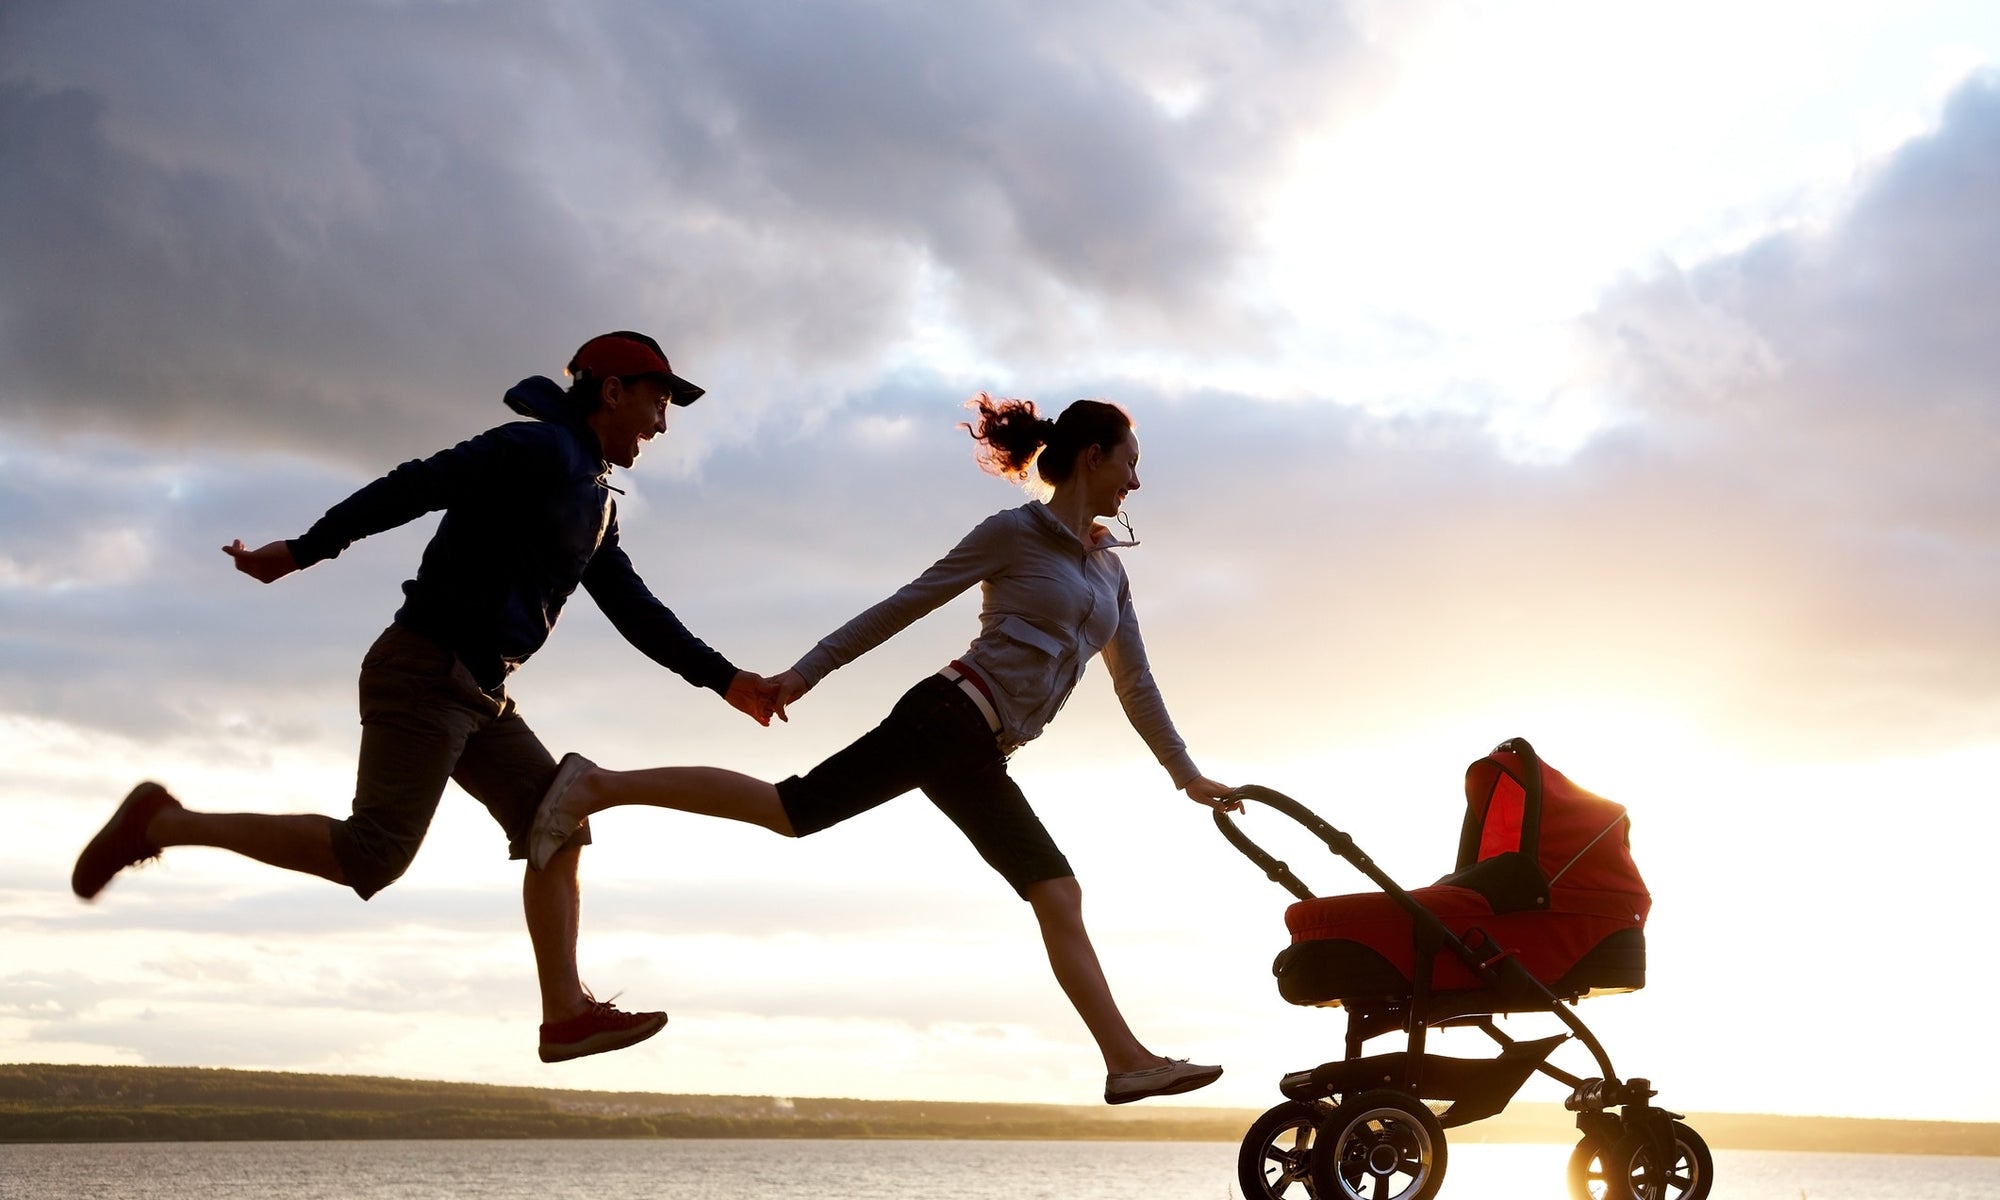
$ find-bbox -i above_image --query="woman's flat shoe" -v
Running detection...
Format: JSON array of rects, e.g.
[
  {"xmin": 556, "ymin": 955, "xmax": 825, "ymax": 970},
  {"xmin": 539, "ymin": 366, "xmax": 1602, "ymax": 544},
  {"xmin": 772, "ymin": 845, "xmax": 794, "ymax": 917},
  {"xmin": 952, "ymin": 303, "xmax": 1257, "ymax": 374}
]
[{"xmin": 1104, "ymin": 1058, "xmax": 1222, "ymax": 1104}]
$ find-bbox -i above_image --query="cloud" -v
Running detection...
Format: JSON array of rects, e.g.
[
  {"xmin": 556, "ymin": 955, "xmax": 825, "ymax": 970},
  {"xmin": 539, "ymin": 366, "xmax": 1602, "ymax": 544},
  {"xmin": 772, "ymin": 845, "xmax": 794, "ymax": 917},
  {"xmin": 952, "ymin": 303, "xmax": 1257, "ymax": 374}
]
[
  {"xmin": 0, "ymin": 7, "xmax": 623, "ymax": 463},
  {"xmin": 0, "ymin": 0, "xmax": 1376, "ymax": 465},
  {"xmin": 1560, "ymin": 68, "xmax": 2000, "ymax": 752},
  {"xmin": 651, "ymin": 1, "xmax": 1371, "ymax": 331},
  {"xmin": 0, "ymin": 438, "xmax": 418, "ymax": 742}
]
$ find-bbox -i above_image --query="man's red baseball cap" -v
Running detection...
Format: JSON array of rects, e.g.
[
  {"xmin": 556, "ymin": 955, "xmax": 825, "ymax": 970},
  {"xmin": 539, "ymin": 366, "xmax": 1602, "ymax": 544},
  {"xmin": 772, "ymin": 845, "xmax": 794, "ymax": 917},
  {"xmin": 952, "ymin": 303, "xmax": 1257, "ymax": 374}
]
[{"xmin": 567, "ymin": 333, "xmax": 705, "ymax": 406}]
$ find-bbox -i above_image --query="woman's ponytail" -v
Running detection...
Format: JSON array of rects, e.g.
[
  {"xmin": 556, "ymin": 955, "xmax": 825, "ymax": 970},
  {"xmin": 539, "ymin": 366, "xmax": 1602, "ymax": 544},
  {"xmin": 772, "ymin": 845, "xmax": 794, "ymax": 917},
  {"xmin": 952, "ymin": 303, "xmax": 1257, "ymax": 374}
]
[
  {"xmin": 963, "ymin": 393, "xmax": 1051, "ymax": 482},
  {"xmin": 963, "ymin": 394, "xmax": 1133, "ymax": 486}
]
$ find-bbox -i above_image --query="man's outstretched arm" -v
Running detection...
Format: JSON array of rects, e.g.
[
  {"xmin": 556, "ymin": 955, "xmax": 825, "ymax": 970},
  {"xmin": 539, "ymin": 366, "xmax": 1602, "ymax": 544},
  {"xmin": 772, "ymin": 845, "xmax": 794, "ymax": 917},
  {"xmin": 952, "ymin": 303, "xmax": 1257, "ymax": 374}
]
[
  {"xmin": 283, "ymin": 425, "xmax": 547, "ymax": 571},
  {"xmin": 223, "ymin": 539, "xmax": 299, "ymax": 584},
  {"xmin": 583, "ymin": 526, "xmax": 774, "ymax": 723}
]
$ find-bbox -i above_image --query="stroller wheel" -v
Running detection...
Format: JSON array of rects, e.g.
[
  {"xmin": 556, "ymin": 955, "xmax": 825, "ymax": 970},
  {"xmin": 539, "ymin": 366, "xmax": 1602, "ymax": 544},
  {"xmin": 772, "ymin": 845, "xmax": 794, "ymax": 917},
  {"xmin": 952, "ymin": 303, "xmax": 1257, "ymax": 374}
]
[
  {"xmin": 1565, "ymin": 1121, "xmax": 1713, "ymax": 1200},
  {"xmin": 1309, "ymin": 1089, "xmax": 1447, "ymax": 1200},
  {"xmin": 1237, "ymin": 1100, "xmax": 1331, "ymax": 1199}
]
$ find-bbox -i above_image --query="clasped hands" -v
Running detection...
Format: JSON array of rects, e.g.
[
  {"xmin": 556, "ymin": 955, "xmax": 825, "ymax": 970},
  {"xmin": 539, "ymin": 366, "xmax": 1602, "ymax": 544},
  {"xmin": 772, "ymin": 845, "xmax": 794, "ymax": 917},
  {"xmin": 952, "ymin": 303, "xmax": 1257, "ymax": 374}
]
[{"xmin": 723, "ymin": 668, "xmax": 810, "ymax": 727}]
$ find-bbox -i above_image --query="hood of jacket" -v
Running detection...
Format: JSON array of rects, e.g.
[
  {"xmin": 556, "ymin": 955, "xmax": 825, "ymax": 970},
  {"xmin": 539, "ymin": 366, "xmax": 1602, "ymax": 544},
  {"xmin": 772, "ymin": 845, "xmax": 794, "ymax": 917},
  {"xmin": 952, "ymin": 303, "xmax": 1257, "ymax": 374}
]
[
  {"xmin": 503, "ymin": 375, "xmax": 606, "ymax": 465},
  {"xmin": 503, "ymin": 374, "xmax": 579, "ymax": 424}
]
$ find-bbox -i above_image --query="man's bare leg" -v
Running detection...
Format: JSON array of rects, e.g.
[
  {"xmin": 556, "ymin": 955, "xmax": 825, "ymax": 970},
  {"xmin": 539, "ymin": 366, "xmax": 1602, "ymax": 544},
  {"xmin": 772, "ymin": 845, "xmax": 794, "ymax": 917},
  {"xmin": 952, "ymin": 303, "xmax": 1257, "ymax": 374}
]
[
  {"xmin": 523, "ymin": 837, "xmax": 668, "ymax": 1063},
  {"xmin": 524, "ymin": 840, "xmax": 588, "ymax": 1023},
  {"xmin": 148, "ymin": 806, "xmax": 348, "ymax": 883}
]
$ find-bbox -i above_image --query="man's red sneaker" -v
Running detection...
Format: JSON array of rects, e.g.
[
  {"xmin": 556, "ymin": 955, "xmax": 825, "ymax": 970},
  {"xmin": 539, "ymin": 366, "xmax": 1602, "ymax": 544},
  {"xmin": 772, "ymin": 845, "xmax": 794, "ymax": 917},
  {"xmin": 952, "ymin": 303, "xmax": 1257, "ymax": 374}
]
[
  {"xmin": 539, "ymin": 998, "xmax": 668, "ymax": 1063},
  {"xmin": 72, "ymin": 782, "xmax": 183, "ymax": 900}
]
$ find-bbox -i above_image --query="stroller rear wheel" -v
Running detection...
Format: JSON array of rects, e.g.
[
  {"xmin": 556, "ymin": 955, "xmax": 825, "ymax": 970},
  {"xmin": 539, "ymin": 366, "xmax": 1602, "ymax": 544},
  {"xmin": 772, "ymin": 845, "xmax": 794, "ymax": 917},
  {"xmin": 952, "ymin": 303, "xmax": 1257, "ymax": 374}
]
[
  {"xmin": 1565, "ymin": 1121, "xmax": 1712, "ymax": 1200},
  {"xmin": 1237, "ymin": 1100, "xmax": 1331, "ymax": 1199},
  {"xmin": 1308, "ymin": 1089, "xmax": 1447, "ymax": 1200}
]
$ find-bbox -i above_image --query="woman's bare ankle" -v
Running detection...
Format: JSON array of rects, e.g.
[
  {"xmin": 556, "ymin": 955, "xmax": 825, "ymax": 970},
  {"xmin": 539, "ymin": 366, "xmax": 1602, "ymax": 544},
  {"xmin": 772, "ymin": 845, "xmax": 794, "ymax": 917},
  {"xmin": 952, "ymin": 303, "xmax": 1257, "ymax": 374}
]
[{"xmin": 570, "ymin": 766, "xmax": 610, "ymax": 819}]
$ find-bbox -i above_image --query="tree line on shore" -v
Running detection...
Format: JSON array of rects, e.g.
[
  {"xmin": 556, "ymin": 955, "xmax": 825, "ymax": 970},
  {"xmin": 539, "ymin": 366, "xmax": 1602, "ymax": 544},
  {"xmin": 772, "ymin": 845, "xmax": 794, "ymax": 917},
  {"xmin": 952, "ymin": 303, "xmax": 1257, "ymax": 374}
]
[
  {"xmin": 5, "ymin": 1062, "xmax": 1998, "ymax": 1155},
  {"xmin": 0, "ymin": 1063, "xmax": 1245, "ymax": 1144}
]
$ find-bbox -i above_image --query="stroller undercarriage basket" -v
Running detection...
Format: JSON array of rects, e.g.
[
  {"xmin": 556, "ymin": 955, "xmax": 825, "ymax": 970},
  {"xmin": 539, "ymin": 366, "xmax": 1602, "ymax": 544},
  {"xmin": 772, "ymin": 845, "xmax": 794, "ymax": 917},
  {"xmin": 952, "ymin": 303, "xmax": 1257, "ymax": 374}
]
[{"xmin": 1219, "ymin": 738, "xmax": 1711, "ymax": 1200}]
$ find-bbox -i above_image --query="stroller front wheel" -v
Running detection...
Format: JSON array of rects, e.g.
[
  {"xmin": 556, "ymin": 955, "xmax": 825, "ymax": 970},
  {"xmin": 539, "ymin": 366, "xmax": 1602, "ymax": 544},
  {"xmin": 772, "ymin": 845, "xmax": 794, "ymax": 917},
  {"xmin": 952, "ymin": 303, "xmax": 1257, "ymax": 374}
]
[
  {"xmin": 1566, "ymin": 1120, "xmax": 1713, "ymax": 1200},
  {"xmin": 1237, "ymin": 1100, "xmax": 1332, "ymax": 1199},
  {"xmin": 1309, "ymin": 1089, "xmax": 1447, "ymax": 1200}
]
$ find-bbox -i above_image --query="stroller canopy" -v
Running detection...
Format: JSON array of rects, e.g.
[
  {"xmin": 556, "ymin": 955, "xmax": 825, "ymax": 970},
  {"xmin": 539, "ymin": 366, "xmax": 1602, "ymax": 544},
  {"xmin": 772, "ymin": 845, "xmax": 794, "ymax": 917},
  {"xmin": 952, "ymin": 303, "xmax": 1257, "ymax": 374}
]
[{"xmin": 1460, "ymin": 743, "xmax": 1650, "ymax": 910}]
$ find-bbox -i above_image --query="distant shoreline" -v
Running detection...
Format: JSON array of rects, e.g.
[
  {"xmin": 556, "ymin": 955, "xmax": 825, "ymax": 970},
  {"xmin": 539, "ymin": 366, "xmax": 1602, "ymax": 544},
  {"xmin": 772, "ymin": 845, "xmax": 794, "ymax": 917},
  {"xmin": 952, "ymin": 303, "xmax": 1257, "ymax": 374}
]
[{"xmin": 4, "ymin": 1063, "xmax": 1997, "ymax": 1156}]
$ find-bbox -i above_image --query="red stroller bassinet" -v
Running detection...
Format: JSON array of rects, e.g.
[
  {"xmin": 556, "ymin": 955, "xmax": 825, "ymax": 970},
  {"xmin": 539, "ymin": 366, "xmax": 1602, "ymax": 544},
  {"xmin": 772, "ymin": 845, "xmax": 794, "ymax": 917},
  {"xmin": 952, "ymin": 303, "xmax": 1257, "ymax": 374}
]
[{"xmin": 1218, "ymin": 738, "xmax": 1711, "ymax": 1200}]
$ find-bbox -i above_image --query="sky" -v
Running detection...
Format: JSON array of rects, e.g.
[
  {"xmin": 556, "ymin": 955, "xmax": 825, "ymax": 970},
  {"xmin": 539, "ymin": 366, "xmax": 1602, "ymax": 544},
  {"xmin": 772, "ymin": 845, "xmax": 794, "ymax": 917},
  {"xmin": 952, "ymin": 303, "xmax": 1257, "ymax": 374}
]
[{"xmin": 3, "ymin": 0, "xmax": 1999, "ymax": 1127}]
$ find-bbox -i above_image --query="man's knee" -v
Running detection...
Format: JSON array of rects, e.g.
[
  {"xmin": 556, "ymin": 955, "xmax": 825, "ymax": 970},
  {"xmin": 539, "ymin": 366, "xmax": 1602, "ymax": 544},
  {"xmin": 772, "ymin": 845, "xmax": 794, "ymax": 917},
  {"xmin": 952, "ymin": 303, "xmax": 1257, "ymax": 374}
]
[
  {"xmin": 330, "ymin": 820, "xmax": 419, "ymax": 900},
  {"xmin": 528, "ymin": 838, "xmax": 583, "ymax": 879}
]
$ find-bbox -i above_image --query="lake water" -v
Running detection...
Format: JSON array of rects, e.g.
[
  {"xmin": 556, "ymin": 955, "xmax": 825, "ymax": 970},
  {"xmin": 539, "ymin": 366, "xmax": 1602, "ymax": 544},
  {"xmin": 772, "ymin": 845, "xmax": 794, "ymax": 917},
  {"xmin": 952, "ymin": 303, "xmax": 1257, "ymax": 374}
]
[{"xmin": 0, "ymin": 1138, "xmax": 1995, "ymax": 1199}]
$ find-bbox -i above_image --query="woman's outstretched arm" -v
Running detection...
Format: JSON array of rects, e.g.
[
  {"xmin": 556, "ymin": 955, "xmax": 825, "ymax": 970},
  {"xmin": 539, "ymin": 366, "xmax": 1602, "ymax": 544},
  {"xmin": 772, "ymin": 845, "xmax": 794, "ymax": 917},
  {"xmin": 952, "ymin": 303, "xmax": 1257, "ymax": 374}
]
[
  {"xmin": 788, "ymin": 510, "xmax": 1012, "ymax": 690},
  {"xmin": 1101, "ymin": 580, "xmax": 1239, "ymax": 811}
]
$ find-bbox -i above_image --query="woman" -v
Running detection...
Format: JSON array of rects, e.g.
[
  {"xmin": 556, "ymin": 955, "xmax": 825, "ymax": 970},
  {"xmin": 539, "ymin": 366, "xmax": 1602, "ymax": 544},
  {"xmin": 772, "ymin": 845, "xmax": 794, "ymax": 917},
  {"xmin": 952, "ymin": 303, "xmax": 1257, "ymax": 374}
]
[{"xmin": 528, "ymin": 394, "xmax": 1239, "ymax": 1104}]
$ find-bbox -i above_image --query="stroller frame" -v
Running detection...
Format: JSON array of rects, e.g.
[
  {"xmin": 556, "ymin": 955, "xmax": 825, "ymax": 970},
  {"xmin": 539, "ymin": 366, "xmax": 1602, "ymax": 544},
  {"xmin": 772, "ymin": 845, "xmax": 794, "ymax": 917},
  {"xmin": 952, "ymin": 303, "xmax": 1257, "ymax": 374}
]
[{"xmin": 1218, "ymin": 738, "xmax": 1710, "ymax": 1200}]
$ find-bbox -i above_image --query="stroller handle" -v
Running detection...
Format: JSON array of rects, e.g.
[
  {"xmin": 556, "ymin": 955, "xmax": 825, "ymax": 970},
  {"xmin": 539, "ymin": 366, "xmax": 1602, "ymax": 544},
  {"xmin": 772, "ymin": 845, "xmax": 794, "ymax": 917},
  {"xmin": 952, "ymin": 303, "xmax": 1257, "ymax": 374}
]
[{"xmin": 1214, "ymin": 784, "xmax": 1401, "ymax": 903}]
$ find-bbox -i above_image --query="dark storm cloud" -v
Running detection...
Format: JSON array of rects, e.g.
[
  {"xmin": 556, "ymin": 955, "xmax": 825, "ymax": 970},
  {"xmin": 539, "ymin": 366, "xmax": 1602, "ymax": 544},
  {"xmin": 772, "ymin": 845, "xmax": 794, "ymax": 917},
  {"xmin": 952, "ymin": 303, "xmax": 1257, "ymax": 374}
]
[
  {"xmin": 0, "ymin": 0, "xmax": 1371, "ymax": 462},
  {"xmin": 0, "ymin": 2, "xmax": 609, "ymax": 459},
  {"xmin": 649, "ymin": 1, "xmax": 1363, "ymax": 320}
]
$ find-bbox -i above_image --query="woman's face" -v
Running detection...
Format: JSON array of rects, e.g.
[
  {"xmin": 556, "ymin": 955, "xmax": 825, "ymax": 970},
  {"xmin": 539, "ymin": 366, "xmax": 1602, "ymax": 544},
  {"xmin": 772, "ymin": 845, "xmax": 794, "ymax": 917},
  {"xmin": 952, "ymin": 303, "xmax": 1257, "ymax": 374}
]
[{"xmin": 1084, "ymin": 432, "xmax": 1141, "ymax": 518}]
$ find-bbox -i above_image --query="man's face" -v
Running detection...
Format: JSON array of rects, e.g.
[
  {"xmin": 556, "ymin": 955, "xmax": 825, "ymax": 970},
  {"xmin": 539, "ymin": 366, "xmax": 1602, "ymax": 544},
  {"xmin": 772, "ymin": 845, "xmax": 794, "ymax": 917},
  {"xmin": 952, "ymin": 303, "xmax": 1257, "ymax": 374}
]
[{"xmin": 596, "ymin": 375, "xmax": 672, "ymax": 468}]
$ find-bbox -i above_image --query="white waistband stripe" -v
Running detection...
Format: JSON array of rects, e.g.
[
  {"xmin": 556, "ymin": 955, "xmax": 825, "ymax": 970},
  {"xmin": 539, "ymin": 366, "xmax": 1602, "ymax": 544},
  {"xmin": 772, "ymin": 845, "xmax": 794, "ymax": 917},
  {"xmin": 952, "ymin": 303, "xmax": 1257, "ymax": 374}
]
[{"xmin": 938, "ymin": 664, "xmax": 1002, "ymax": 733}]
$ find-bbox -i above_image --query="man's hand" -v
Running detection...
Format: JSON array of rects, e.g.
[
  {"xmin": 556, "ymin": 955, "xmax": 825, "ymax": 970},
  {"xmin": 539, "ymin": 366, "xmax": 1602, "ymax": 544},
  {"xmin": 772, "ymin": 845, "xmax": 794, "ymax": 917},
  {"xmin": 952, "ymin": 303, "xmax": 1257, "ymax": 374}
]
[
  {"xmin": 223, "ymin": 539, "xmax": 298, "ymax": 584},
  {"xmin": 725, "ymin": 670, "xmax": 778, "ymax": 726},
  {"xmin": 765, "ymin": 669, "xmax": 812, "ymax": 723},
  {"xmin": 1183, "ymin": 775, "xmax": 1242, "ymax": 813}
]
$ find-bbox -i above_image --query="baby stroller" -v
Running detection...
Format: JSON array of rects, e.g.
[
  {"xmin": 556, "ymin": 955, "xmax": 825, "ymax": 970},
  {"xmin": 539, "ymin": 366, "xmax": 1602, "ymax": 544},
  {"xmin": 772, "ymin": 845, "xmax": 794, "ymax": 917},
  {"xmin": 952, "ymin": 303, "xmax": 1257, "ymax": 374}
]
[{"xmin": 1218, "ymin": 738, "xmax": 1710, "ymax": 1200}]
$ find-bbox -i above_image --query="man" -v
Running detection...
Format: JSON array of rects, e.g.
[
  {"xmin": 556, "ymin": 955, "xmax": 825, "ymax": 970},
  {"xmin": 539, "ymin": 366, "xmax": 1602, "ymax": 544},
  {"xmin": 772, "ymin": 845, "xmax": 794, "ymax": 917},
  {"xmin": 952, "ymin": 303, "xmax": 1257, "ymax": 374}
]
[{"xmin": 71, "ymin": 331, "xmax": 772, "ymax": 1063}]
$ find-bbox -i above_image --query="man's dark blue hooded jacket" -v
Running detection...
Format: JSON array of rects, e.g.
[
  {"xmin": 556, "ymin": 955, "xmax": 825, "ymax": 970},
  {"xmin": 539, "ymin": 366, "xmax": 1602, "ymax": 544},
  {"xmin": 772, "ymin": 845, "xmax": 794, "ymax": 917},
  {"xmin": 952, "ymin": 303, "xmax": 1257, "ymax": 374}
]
[{"xmin": 286, "ymin": 376, "xmax": 738, "ymax": 694}]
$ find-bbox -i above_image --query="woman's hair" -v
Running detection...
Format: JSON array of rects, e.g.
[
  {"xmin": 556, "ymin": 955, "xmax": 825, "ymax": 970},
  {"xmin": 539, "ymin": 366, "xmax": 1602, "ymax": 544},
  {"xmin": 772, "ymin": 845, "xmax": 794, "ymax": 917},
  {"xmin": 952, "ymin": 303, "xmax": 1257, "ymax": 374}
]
[
  {"xmin": 962, "ymin": 394, "xmax": 1133, "ymax": 486},
  {"xmin": 565, "ymin": 330, "xmax": 666, "ymax": 413}
]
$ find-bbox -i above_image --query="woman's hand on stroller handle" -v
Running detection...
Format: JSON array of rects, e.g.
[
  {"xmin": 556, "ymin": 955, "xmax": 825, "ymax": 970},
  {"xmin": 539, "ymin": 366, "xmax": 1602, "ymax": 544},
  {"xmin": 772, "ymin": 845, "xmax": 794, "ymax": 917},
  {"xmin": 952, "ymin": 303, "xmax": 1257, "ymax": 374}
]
[{"xmin": 1184, "ymin": 775, "xmax": 1242, "ymax": 812}]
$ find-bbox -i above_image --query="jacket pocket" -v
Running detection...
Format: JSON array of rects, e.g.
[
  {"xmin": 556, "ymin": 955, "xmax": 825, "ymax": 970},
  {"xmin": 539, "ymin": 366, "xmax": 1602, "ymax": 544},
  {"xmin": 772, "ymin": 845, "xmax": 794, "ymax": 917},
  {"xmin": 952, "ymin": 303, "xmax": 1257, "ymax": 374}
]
[
  {"xmin": 974, "ymin": 614, "xmax": 1065, "ymax": 715},
  {"xmin": 997, "ymin": 614, "xmax": 1063, "ymax": 657}
]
